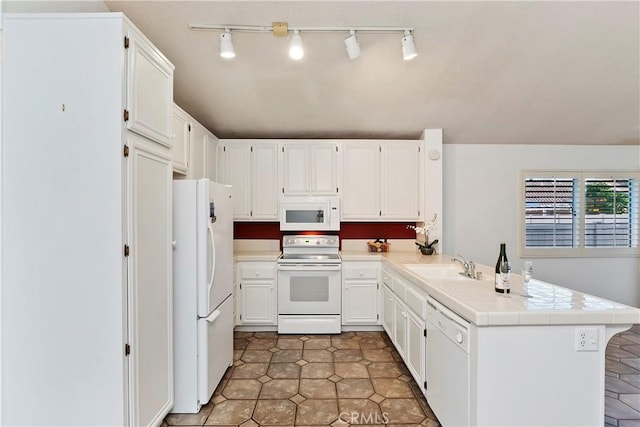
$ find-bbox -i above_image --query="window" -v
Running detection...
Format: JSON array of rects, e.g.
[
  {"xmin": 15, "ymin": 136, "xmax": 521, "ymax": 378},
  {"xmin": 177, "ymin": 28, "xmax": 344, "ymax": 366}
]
[{"xmin": 520, "ymin": 171, "xmax": 639, "ymax": 257}]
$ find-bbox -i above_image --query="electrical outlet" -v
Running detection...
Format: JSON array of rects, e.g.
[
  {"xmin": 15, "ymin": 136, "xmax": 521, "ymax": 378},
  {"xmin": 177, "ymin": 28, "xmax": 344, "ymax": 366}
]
[{"xmin": 575, "ymin": 327, "xmax": 599, "ymax": 351}]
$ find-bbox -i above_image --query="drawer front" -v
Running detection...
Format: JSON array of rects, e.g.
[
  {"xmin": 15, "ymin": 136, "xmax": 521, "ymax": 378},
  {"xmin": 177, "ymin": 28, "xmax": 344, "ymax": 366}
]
[
  {"xmin": 240, "ymin": 265, "xmax": 275, "ymax": 279},
  {"xmin": 382, "ymin": 269, "xmax": 394, "ymax": 291},
  {"xmin": 343, "ymin": 265, "xmax": 378, "ymax": 280},
  {"xmin": 405, "ymin": 285, "xmax": 427, "ymax": 319}
]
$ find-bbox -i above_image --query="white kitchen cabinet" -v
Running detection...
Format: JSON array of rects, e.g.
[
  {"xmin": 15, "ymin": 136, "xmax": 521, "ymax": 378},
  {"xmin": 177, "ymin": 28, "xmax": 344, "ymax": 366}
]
[
  {"xmin": 341, "ymin": 141, "xmax": 422, "ymax": 221},
  {"xmin": 3, "ymin": 13, "xmax": 173, "ymax": 427},
  {"xmin": 188, "ymin": 119, "xmax": 207, "ymax": 180},
  {"xmin": 281, "ymin": 142, "xmax": 339, "ymax": 196},
  {"xmin": 206, "ymin": 134, "xmax": 219, "ymax": 182},
  {"xmin": 406, "ymin": 308, "xmax": 426, "ymax": 392},
  {"xmin": 236, "ymin": 262, "xmax": 277, "ymax": 325},
  {"xmin": 220, "ymin": 141, "xmax": 279, "ymax": 220},
  {"xmin": 171, "ymin": 104, "xmax": 190, "ymax": 173},
  {"xmin": 125, "ymin": 25, "xmax": 174, "ymax": 147},
  {"xmin": 342, "ymin": 262, "xmax": 380, "ymax": 325},
  {"xmin": 393, "ymin": 296, "xmax": 408, "ymax": 359},
  {"xmin": 382, "ymin": 285, "xmax": 395, "ymax": 337}
]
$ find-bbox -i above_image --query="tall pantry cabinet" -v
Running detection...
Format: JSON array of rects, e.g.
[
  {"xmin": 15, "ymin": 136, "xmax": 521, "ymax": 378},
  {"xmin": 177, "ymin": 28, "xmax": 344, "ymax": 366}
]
[{"xmin": 2, "ymin": 13, "xmax": 174, "ymax": 426}]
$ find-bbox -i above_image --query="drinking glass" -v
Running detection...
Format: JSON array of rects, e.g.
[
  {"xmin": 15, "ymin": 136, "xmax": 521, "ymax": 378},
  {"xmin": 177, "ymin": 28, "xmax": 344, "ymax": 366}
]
[
  {"xmin": 499, "ymin": 260, "xmax": 511, "ymax": 291},
  {"xmin": 522, "ymin": 261, "xmax": 533, "ymax": 297}
]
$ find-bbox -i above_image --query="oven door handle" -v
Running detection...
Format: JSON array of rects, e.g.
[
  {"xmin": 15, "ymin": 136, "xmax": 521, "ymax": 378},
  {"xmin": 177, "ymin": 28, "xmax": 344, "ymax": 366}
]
[{"xmin": 277, "ymin": 264, "xmax": 342, "ymax": 271}]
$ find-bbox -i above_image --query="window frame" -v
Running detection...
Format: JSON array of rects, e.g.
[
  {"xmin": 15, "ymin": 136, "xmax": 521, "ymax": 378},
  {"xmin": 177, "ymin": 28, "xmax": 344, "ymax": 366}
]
[{"xmin": 519, "ymin": 170, "xmax": 640, "ymax": 258}]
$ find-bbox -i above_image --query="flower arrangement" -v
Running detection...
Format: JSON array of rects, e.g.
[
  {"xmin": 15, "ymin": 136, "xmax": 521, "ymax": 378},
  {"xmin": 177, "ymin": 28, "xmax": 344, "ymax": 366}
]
[{"xmin": 407, "ymin": 213, "xmax": 438, "ymax": 254}]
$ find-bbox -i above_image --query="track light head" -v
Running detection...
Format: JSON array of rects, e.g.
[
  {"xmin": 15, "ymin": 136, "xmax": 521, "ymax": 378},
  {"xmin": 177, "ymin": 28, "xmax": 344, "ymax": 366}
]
[
  {"xmin": 344, "ymin": 30, "xmax": 361, "ymax": 60},
  {"xmin": 289, "ymin": 30, "xmax": 304, "ymax": 60},
  {"xmin": 219, "ymin": 29, "xmax": 235, "ymax": 59},
  {"xmin": 401, "ymin": 30, "xmax": 417, "ymax": 61}
]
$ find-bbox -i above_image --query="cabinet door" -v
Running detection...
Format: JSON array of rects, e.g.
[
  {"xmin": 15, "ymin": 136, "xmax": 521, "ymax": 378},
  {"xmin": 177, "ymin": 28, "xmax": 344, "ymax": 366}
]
[
  {"xmin": 341, "ymin": 143, "xmax": 380, "ymax": 219},
  {"xmin": 406, "ymin": 309, "xmax": 426, "ymax": 392},
  {"xmin": 251, "ymin": 144, "xmax": 279, "ymax": 220},
  {"xmin": 222, "ymin": 144, "xmax": 252, "ymax": 219},
  {"xmin": 343, "ymin": 280, "xmax": 379, "ymax": 325},
  {"xmin": 310, "ymin": 144, "xmax": 338, "ymax": 195},
  {"xmin": 381, "ymin": 142, "xmax": 421, "ymax": 220},
  {"xmin": 188, "ymin": 121, "xmax": 207, "ymax": 180},
  {"xmin": 206, "ymin": 134, "xmax": 219, "ymax": 182},
  {"xmin": 239, "ymin": 281, "xmax": 276, "ymax": 324},
  {"xmin": 282, "ymin": 144, "xmax": 309, "ymax": 196},
  {"xmin": 126, "ymin": 29, "xmax": 174, "ymax": 147},
  {"xmin": 171, "ymin": 106, "xmax": 189, "ymax": 173},
  {"xmin": 127, "ymin": 135, "xmax": 173, "ymax": 427},
  {"xmin": 393, "ymin": 298, "xmax": 407, "ymax": 359},
  {"xmin": 382, "ymin": 285, "xmax": 395, "ymax": 338}
]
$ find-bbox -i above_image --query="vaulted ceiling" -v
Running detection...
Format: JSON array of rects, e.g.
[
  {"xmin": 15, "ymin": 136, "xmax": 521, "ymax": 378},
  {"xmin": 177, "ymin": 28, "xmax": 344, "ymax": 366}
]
[{"xmin": 13, "ymin": 1, "xmax": 640, "ymax": 144}]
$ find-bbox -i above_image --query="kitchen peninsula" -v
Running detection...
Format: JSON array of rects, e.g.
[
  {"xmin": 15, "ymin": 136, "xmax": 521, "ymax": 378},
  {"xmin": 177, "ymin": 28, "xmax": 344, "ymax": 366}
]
[{"xmin": 341, "ymin": 249, "xmax": 640, "ymax": 427}]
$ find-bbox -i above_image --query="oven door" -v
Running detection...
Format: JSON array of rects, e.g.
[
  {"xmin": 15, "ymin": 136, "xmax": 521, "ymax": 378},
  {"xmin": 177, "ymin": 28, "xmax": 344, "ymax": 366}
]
[{"xmin": 277, "ymin": 264, "xmax": 341, "ymax": 314}]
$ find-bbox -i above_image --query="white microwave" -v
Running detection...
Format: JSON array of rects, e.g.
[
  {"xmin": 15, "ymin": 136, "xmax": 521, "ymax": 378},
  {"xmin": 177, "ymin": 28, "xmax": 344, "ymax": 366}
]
[{"xmin": 280, "ymin": 196, "xmax": 340, "ymax": 231}]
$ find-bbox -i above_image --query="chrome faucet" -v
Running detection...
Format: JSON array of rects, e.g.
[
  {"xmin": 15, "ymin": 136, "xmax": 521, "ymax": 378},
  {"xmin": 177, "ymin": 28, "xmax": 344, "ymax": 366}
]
[{"xmin": 451, "ymin": 255, "xmax": 478, "ymax": 279}]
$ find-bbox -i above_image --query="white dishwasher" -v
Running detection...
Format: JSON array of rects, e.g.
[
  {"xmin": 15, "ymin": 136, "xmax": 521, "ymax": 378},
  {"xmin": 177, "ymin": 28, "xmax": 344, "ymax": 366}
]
[{"xmin": 426, "ymin": 297, "xmax": 471, "ymax": 427}]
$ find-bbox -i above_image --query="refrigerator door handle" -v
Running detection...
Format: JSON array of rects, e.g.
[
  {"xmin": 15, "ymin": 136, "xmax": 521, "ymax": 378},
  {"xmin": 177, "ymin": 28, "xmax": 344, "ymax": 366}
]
[
  {"xmin": 207, "ymin": 223, "xmax": 216, "ymax": 293},
  {"xmin": 205, "ymin": 309, "xmax": 221, "ymax": 323}
]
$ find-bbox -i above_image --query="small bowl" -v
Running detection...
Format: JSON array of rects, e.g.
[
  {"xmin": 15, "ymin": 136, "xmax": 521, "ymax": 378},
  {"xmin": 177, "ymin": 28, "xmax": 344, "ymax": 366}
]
[{"xmin": 420, "ymin": 247, "xmax": 435, "ymax": 255}]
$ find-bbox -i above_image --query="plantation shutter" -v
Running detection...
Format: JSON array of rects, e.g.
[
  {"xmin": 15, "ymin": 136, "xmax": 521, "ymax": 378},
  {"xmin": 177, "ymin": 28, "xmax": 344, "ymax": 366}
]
[
  {"xmin": 584, "ymin": 177, "xmax": 638, "ymax": 248},
  {"xmin": 524, "ymin": 177, "xmax": 578, "ymax": 248}
]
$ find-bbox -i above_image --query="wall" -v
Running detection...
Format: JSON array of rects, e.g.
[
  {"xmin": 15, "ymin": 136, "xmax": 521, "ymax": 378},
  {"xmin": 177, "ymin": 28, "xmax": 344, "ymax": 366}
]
[
  {"xmin": 3, "ymin": 1, "xmax": 108, "ymax": 13},
  {"xmin": 442, "ymin": 144, "xmax": 640, "ymax": 306}
]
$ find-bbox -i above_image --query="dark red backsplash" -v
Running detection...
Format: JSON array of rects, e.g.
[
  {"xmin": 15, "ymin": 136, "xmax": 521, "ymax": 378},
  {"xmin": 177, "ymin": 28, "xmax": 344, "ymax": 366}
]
[{"xmin": 234, "ymin": 222, "xmax": 415, "ymax": 247}]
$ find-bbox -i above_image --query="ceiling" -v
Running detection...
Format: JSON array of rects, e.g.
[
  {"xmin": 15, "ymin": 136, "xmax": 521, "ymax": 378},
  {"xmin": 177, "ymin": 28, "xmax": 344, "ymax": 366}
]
[{"xmin": 14, "ymin": 1, "xmax": 640, "ymax": 144}]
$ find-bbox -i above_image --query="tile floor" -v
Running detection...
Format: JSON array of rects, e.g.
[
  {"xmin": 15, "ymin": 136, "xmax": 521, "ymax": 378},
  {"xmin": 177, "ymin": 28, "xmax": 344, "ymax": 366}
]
[
  {"xmin": 164, "ymin": 331, "xmax": 440, "ymax": 426},
  {"xmin": 164, "ymin": 325, "xmax": 640, "ymax": 426},
  {"xmin": 606, "ymin": 324, "xmax": 640, "ymax": 427}
]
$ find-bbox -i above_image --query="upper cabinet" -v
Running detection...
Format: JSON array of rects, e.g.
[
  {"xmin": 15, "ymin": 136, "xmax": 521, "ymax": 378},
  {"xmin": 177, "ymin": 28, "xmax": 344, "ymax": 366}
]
[
  {"xmin": 171, "ymin": 105, "xmax": 190, "ymax": 174},
  {"xmin": 219, "ymin": 141, "xmax": 279, "ymax": 220},
  {"xmin": 126, "ymin": 30, "xmax": 174, "ymax": 146},
  {"xmin": 172, "ymin": 103, "xmax": 218, "ymax": 180},
  {"xmin": 281, "ymin": 142, "xmax": 339, "ymax": 196},
  {"xmin": 341, "ymin": 141, "xmax": 422, "ymax": 221}
]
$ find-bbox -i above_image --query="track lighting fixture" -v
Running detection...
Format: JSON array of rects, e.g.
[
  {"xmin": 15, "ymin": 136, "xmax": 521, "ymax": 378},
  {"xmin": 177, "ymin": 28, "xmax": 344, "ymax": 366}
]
[
  {"xmin": 401, "ymin": 30, "xmax": 417, "ymax": 61},
  {"xmin": 289, "ymin": 30, "xmax": 304, "ymax": 60},
  {"xmin": 219, "ymin": 29, "xmax": 235, "ymax": 59},
  {"xmin": 344, "ymin": 30, "xmax": 360, "ymax": 60},
  {"xmin": 191, "ymin": 22, "xmax": 416, "ymax": 62}
]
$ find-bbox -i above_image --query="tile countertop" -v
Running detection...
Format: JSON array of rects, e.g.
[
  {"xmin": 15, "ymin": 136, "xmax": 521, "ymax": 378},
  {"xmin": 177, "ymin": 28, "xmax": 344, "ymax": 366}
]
[
  {"xmin": 234, "ymin": 251, "xmax": 281, "ymax": 262},
  {"xmin": 341, "ymin": 250, "xmax": 640, "ymax": 327}
]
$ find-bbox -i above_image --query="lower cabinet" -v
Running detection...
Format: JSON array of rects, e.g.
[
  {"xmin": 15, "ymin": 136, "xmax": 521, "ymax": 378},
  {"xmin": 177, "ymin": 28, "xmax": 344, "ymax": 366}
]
[
  {"xmin": 236, "ymin": 262, "xmax": 277, "ymax": 325},
  {"xmin": 381, "ymin": 265, "xmax": 427, "ymax": 394},
  {"xmin": 342, "ymin": 261, "xmax": 380, "ymax": 325}
]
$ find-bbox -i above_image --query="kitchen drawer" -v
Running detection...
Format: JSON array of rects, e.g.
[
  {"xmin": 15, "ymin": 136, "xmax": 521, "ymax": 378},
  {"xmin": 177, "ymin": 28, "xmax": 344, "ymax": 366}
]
[
  {"xmin": 393, "ymin": 276, "xmax": 407, "ymax": 301},
  {"xmin": 405, "ymin": 284, "xmax": 427, "ymax": 319},
  {"xmin": 382, "ymin": 269, "xmax": 394, "ymax": 291},
  {"xmin": 343, "ymin": 265, "xmax": 378, "ymax": 280},
  {"xmin": 240, "ymin": 265, "xmax": 275, "ymax": 279}
]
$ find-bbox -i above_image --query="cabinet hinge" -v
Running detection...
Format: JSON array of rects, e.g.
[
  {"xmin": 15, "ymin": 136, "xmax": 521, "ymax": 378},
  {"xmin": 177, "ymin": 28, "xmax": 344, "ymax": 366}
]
[
  {"xmin": 250, "ymin": 211, "xmax": 253, "ymax": 217},
  {"xmin": 124, "ymin": 244, "xmax": 130, "ymax": 257},
  {"xmin": 418, "ymin": 146, "xmax": 421, "ymax": 153},
  {"xmin": 377, "ymin": 314, "xmax": 380, "ymax": 320},
  {"xmin": 250, "ymin": 146, "xmax": 253, "ymax": 152},
  {"xmin": 223, "ymin": 146, "xmax": 226, "ymax": 152},
  {"xmin": 282, "ymin": 147, "xmax": 285, "ymax": 153},
  {"xmin": 423, "ymin": 329, "xmax": 427, "ymax": 337},
  {"xmin": 379, "ymin": 146, "xmax": 382, "ymax": 152},
  {"xmin": 336, "ymin": 187, "xmax": 339, "ymax": 193},
  {"xmin": 335, "ymin": 146, "xmax": 338, "ymax": 152},
  {"xmin": 282, "ymin": 188, "xmax": 285, "ymax": 194},
  {"xmin": 125, "ymin": 343, "xmax": 131, "ymax": 356},
  {"xmin": 424, "ymin": 380, "xmax": 427, "ymax": 389},
  {"xmin": 188, "ymin": 124, "xmax": 191, "ymax": 132},
  {"xmin": 123, "ymin": 109, "xmax": 129, "ymax": 122},
  {"xmin": 379, "ymin": 210, "xmax": 382, "ymax": 216},
  {"xmin": 418, "ymin": 210, "xmax": 421, "ymax": 217},
  {"xmin": 124, "ymin": 36, "xmax": 129, "ymax": 49},
  {"xmin": 377, "ymin": 282, "xmax": 379, "ymax": 290},
  {"xmin": 239, "ymin": 283, "xmax": 242, "ymax": 289},
  {"xmin": 239, "ymin": 314, "xmax": 242, "ymax": 320},
  {"xmin": 123, "ymin": 144, "xmax": 129, "ymax": 158}
]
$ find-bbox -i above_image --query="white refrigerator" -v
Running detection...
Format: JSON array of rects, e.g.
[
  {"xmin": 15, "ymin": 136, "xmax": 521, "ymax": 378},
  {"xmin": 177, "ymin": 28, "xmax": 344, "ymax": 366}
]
[{"xmin": 172, "ymin": 179, "xmax": 234, "ymax": 413}]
